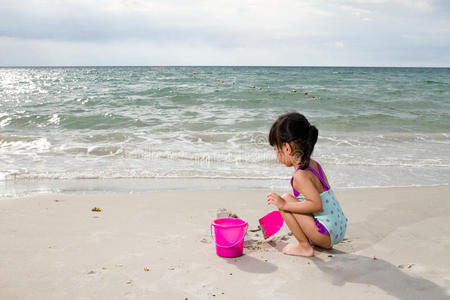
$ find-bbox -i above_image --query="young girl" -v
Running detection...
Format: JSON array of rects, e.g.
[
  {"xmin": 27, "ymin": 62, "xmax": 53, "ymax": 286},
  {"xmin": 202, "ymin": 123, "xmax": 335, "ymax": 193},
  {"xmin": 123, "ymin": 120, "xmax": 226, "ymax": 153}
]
[{"xmin": 266, "ymin": 112, "xmax": 347, "ymax": 257}]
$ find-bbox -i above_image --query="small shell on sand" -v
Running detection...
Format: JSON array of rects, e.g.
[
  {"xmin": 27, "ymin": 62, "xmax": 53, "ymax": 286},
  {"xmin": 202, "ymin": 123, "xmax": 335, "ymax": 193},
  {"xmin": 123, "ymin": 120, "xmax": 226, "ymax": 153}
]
[{"xmin": 249, "ymin": 225, "xmax": 262, "ymax": 232}]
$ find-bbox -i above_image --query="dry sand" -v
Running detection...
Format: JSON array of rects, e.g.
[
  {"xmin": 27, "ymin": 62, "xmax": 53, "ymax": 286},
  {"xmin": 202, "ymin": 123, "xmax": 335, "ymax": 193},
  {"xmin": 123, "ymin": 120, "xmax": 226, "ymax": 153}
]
[{"xmin": 0, "ymin": 186, "xmax": 449, "ymax": 299}]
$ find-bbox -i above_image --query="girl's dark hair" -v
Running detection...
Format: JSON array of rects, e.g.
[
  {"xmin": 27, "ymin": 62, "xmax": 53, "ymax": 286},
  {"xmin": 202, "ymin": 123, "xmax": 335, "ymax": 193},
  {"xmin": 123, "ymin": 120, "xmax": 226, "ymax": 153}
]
[{"xmin": 268, "ymin": 112, "xmax": 318, "ymax": 169}]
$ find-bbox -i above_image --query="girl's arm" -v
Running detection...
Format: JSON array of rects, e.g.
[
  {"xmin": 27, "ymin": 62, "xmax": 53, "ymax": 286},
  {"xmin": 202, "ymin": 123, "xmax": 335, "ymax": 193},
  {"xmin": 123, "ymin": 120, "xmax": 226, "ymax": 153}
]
[{"xmin": 267, "ymin": 172, "xmax": 323, "ymax": 214}]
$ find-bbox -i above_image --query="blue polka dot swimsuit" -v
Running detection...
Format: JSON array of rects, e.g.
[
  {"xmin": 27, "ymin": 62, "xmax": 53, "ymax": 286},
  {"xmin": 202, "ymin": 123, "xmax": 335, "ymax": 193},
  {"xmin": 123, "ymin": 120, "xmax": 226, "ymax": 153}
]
[{"xmin": 291, "ymin": 161, "xmax": 348, "ymax": 246}]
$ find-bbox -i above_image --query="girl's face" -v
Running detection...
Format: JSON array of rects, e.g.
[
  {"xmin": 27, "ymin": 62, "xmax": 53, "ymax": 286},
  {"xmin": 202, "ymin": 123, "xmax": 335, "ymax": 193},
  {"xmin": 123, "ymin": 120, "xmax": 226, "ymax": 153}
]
[{"xmin": 274, "ymin": 143, "xmax": 295, "ymax": 167}]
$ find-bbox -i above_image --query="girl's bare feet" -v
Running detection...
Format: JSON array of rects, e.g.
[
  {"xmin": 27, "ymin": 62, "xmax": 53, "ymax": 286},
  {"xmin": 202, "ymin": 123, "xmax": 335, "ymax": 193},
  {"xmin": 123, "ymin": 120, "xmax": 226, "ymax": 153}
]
[{"xmin": 282, "ymin": 243, "xmax": 314, "ymax": 257}]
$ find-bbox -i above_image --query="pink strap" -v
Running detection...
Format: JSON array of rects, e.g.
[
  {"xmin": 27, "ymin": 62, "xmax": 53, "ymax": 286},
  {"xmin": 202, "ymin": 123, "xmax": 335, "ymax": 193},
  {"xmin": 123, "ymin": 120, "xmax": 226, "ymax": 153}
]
[
  {"xmin": 292, "ymin": 161, "xmax": 329, "ymax": 193},
  {"xmin": 306, "ymin": 166, "xmax": 330, "ymax": 191},
  {"xmin": 316, "ymin": 161, "xmax": 325, "ymax": 178},
  {"xmin": 290, "ymin": 177, "xmax": 299, "ymax": 197}
]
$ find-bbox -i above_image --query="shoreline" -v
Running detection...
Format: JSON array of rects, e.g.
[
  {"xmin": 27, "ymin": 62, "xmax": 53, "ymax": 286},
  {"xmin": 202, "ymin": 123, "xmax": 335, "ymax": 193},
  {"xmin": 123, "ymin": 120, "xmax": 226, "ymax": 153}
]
[
  {"xmin": 1, "ymin": 175, "xmax": 449, "ymax": 200},
  {"xmin": 0, "ymin": 186, "xmax": 449, "ymax": 299}
]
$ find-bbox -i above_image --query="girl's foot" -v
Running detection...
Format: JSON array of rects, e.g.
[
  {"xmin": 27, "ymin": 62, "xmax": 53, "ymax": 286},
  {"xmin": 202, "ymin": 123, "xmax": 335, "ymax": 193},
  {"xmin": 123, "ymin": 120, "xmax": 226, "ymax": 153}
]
[{"xmin": 282, "ymin": 243, "xmax": 314, "ymax": 257}]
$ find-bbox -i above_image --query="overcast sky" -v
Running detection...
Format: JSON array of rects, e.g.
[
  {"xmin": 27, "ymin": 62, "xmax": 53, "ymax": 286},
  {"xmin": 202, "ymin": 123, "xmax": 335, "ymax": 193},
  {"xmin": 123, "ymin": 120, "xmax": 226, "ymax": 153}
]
[{"xmin": 0, "ymin": 0, "xmax": 449, "ymax": 66}]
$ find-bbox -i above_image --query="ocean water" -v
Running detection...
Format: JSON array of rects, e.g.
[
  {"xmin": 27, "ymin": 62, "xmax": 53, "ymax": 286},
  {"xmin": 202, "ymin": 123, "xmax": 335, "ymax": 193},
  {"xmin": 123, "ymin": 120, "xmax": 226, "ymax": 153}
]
[{"xmin": 1, "ymin": 66, "xmax": 449, "ymax": 197}]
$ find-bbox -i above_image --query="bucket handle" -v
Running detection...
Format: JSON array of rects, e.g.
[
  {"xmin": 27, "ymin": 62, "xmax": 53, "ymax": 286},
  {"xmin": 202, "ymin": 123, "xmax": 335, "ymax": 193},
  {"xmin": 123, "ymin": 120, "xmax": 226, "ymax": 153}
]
[{"xmin": 210, "ymin": 224, "xmax": 248, "ymax": 248}]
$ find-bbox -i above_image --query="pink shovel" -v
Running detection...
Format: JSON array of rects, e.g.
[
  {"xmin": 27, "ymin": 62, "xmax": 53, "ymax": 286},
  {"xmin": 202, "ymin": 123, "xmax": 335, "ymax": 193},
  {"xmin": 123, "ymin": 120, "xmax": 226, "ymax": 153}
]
[{"xmin": 258, "ymin": 210, "xmax": 284, "ymax": 239}]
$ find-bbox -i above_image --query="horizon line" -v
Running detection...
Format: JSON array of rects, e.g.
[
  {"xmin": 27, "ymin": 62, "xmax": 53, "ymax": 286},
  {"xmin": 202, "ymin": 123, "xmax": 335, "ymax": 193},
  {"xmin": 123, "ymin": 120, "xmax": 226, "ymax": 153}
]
[{"xmin": 1, "ymin": 65, "xmax": 449, "ymax": 68}]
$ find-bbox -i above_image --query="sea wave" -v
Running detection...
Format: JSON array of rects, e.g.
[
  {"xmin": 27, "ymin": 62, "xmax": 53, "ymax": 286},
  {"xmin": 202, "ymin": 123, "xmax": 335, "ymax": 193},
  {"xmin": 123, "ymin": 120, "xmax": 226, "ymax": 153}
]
[
  {"xmin": 1, "ymin": 66, "xmax": 449, "ymax": 193},
  {"xmin": 0, "ymin": 136, "xmax": 51, "ymax": 153}
]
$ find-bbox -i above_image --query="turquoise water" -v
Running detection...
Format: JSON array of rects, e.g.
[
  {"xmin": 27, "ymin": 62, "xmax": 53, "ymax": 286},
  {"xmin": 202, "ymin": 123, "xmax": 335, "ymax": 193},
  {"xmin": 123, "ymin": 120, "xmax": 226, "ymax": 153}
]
[{"xmin": 1, "ymin": 66, "xmax": 449, "ymax": 197}]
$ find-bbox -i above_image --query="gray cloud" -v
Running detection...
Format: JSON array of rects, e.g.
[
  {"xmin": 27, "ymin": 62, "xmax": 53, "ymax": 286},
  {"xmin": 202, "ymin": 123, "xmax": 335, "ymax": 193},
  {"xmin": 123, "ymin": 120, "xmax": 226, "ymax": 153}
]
[{"xmin": 0, "ymin": 0, "xmax": 449, "ymax": 66}]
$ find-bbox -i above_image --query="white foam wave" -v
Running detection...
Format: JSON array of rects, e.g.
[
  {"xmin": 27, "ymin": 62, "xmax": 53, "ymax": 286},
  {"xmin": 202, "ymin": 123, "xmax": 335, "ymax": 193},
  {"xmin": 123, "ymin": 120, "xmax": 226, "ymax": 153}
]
[
  {"xmin": 0, "ymin": 137, "xmax": 51, "ymax": 153},
  {"xmin": 48, "ymin": 113, "xmax": 60, "ymax": 125},
  {"xmin": 0, "ymin": 117, "xmax": 11, "ymax": 128},
  {"xmin": 87, "ymin": 145, "xmax": 124, "ymax": 156},
  {"xmin": 0, "ymin": 172, "xmax": 290, "ymax": 181}
]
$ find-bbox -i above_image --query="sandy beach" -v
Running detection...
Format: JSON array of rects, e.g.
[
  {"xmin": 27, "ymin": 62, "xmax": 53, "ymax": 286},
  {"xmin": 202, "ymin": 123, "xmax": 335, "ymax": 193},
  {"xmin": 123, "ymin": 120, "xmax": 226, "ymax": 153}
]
[{"xmin": 0, "ymin": 185, "xmax": 449, "ymax": 299}]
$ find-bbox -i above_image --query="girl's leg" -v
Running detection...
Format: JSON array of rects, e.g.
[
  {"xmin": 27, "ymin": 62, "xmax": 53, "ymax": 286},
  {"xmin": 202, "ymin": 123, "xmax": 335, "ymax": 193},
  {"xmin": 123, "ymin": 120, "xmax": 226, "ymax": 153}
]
[
  {"xmin": 291, "ymin": 213, "xmax": 332, "ymax": 249},
  {"xmin": 279, "ymin": 209, "xmax": 314, "ymax": 256},
  {"xmin": 280, "ymin": 194, "xmax": 332, "ymax": 256}
]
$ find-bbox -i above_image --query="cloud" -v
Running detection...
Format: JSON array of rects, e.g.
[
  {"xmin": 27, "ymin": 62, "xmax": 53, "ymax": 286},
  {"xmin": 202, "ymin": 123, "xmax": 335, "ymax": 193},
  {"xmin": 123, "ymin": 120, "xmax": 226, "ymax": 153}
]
[
  {"xmin": 0, "ymin": 0, "xmax": 334, "ymax": 42},
  {"xmin": 335, "ymin": 41, "xmax": 344, "ymax": 49},
  {"xmin": 0, "ymin": 0, "xmax": 449, "ymax": 66}
]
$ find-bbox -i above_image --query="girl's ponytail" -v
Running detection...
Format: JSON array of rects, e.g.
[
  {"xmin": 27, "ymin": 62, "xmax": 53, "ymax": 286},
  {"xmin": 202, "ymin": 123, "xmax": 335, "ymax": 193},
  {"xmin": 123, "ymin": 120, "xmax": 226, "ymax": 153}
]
[{"xmin": 301, "ymin": 125, "xmax": 318, "ymax": 168}]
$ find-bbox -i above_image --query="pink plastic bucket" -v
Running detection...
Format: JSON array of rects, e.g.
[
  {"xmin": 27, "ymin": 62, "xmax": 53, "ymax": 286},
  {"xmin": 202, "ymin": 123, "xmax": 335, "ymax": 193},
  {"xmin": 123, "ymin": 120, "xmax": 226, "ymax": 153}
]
[{"xmin": 211, "ymin": 218, "xmax": 248, "ymax": 258}]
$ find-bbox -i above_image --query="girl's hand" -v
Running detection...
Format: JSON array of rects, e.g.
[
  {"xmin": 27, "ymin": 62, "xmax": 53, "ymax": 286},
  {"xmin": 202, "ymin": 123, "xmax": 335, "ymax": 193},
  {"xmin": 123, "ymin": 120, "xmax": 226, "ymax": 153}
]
[{"xmin": 266, "ymin": 192, "xmax": 286, "ymax": 210}]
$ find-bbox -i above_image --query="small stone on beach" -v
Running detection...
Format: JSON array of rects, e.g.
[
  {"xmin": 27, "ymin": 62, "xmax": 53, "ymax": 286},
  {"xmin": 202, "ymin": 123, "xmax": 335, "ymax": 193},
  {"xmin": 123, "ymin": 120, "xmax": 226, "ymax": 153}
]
[
  {"xmin": 398, "ymin": 264, "xmax": 414, "ymax": 269},
  {"xmin": 216, "ymin": 208, "xmax": 239, "ymax": 219}
]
